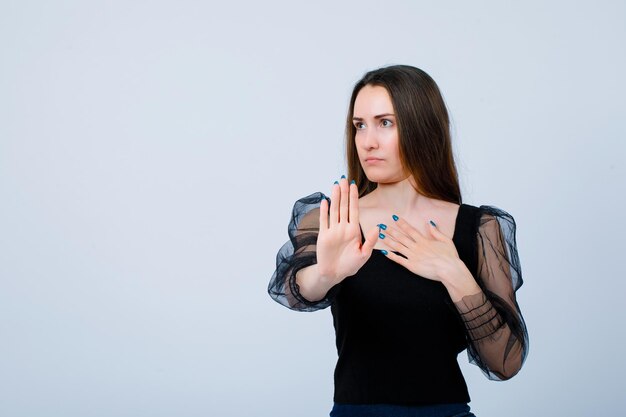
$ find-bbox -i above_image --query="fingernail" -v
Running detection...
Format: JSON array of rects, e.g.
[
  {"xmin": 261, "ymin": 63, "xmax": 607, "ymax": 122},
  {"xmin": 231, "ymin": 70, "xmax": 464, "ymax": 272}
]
[
  {"xmin": 392, "ymin": 214, "xmax": 399, "ymax": 221},
  {"xmin": 334, "ymin": 181, "xmax": 339, "ymax": 184},
  {"xmin": 341, "ymin": 174, "xmax": 346, "ymax": 179},
  {"xmin": 430, "ymin": 220, "xmax": 437, "ymax": 227},
  {"xmin": 378, "ymin": 223, "xmax": 387, "ymax": 230},
  {"xmin": 379, "ymin": 233, "xmax": 385, "ymax": 239},
  {"xmin": 381, "ymin": 250, "xmax": 388, "ymax": 255},
  {"xmin": 350, "ymin": 180, "xmax": 355, "ymax": 184}
]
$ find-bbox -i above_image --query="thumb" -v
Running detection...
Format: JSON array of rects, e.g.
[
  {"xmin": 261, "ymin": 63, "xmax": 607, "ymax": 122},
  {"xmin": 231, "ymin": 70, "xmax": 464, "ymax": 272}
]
[{"xmin": 360, "ymin": 225, "xmax": 381, "ymax": 254}]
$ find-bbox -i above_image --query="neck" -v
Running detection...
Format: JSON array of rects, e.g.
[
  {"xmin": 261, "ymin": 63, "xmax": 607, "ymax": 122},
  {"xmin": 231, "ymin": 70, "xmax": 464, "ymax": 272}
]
[{"xmin": 368, "ymin": 176, "xmax": 432, "ymax": 215}]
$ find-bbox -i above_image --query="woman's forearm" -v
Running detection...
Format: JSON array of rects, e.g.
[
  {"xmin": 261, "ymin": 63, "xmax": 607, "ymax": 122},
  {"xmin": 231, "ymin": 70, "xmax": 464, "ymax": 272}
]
[
  {"xmin": 295, "ymin": 264, "xmax": 335, "ymax": 303},
  {"xmin": 440, "ymin": 259, "xmax": 482, "ymax": 302}
]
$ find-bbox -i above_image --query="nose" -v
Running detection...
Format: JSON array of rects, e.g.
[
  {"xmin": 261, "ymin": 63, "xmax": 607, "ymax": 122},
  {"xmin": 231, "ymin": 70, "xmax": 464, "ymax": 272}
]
[{"xmin": 360, "ymin": 126, "xmax": 379, "ymax": 150}]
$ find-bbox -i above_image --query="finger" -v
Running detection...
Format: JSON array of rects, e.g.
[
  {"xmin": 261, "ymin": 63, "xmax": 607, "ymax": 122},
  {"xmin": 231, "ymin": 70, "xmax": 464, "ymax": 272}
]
[
  {"xmin": 348, "ymin": 181, "xmax": 358, "ymax": 224},
  {"xmin": 384, "ymin": 219, "xmax": 417, "ymax": 250},
  {"xmin": 380, "ymin": 248, "xmax": 409, "ymax": 269},
  {"xmin": 377, "ymin": 229, "xmax": 404, "ymax": 252},
  {"xmin": 381, "ymin": 225, "xmax": 412, "ymax": 251},
  {"xmin": 360, "ymin": 225, "xmax": 380, "ymax": 254},
  {"xmin": 428, "ymin": 219, "xmax": 449, "ymax": 241},
  {"xmin": 392, "ymin": 215, "xmax": 423, "ymax": 242},
  {"xmin": 330, "ymin": 181, "xmax": 340, "ymax": 226},
  {"xmin": 319, "ymin": 198, "xmax": 328, "ymax": 231},
  {"xmin": 339, "ymin": 176, "xmax": 349, "ymax": 223}
]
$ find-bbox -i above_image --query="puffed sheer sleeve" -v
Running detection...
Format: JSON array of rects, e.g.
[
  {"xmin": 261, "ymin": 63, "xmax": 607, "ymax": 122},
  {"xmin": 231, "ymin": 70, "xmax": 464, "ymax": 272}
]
[
  {"xmin": 267, "ymin": 191, "xmax": 340, "ymax": 312},
  {"xmin": 453, "ymin": 205, "xmax": 529, "ymax": 381}
]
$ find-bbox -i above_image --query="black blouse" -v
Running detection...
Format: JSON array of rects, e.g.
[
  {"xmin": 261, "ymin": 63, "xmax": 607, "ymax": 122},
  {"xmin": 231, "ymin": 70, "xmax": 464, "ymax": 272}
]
[{"xmin": 268, "ymin": 192, "xmax": 529, "ymax": 405}]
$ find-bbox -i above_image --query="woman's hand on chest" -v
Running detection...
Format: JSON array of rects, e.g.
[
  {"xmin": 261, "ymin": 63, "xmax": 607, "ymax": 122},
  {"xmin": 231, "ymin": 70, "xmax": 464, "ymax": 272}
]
[{"xmin": 377, "ymin": 214, "xmax": 462, "ymax": 283}]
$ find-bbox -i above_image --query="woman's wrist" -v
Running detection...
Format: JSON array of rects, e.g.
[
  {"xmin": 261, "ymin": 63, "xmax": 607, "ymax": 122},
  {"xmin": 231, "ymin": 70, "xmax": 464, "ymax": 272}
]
[
  {"xmin": 316, "ymin": 264, "xmax": 342, "ymax": 292},
  {"xmin": 440, "ymin": 259, "xmax": 482, "ymax": 303},
  {"xmin": 296, "ymin": 264, "xmax": 336, "ymax": 302}
]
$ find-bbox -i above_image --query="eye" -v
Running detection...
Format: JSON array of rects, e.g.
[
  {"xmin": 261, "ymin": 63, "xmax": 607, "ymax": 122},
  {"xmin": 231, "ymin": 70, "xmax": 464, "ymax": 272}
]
[
  {"xmin": 354, "ymin": 122, "xmax": 365, "ymax": 129},
  {"xmin": 381, "ymin": 119, "xmax": 393, "ymax": 127}
]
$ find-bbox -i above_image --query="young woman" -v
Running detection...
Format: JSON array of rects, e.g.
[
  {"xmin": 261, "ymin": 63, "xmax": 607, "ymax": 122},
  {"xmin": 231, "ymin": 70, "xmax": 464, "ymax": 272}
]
[{"xmin": 268, "ymin": 65, "xmax": 529, "ymax": 417}]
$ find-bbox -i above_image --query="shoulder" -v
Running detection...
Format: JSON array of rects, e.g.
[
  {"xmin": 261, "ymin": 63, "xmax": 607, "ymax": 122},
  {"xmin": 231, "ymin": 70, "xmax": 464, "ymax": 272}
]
[
  {"xmin": 428, "ymin": 198, "xmax": 460, "ymax": 212},
  {"xmin": 469, "ymin": 205, "xmax": 518, "ymax": 247},
  {"xmin": 475, "ymin": 205, "xmax": 517, "ymax": 228},
  {"xmin": 289, "ymin": 191, "xmax": 328, "ymax": 233},
  {"xmin": 459, "ymin": 203, "xmax": 516, "ymax": 223},
  {"xmin": 454, "ymin": 204, "xmax": 518, "ymax": 242},
  {"xmin": 292, "ymin": 191, "xmax": 328, "ymax": 210}
]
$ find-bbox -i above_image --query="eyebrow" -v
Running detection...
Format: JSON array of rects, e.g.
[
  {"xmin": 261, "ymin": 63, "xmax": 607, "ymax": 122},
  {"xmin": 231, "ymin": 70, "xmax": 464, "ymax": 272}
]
[{"xmin": 352, "ymin": 113, "xmax": 396, "ymax": 121}]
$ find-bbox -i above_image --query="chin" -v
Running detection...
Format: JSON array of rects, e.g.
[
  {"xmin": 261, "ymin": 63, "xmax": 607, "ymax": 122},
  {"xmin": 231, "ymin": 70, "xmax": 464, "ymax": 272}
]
[
  {"xmin": 363, "ymin": 173, "xmax": 386, "ymax": 183},
  {"xmin": 363, "ymin": 171, "xmax": 405, "ymax": 184}
]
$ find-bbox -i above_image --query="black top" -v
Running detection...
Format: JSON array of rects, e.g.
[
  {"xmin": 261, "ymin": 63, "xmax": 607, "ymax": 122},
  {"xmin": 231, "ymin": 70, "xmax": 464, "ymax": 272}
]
[{"xmin": 268, "ymin": 192, "xmax": 529, "ymax": 406}]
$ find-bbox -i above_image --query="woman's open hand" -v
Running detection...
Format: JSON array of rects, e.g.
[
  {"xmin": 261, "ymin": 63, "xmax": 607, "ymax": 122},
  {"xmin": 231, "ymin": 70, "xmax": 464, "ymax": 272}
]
[
  {"xmin": 316, "ymin": 176, "xmax": 380, "ymax": 286},
  {"xmin": 379, "ymin": 215, "xmax": 462, "ymax": 282}
]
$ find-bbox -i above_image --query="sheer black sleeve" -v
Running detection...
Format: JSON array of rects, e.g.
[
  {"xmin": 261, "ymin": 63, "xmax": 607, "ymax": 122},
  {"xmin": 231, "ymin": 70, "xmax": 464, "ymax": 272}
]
[
  {"xmin": 267, "ymin": 191, "xmax": 340, "ymax": 312},
  {"xmin": 453, "ymin": 205, "xmax": 529, "ymax": 381}
]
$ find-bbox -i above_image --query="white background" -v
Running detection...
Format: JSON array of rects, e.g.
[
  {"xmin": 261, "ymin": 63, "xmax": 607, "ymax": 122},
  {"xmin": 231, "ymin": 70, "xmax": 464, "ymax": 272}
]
[{"xmin": 1, "ymin": 1, "xmax": 625, "ymax": 416}]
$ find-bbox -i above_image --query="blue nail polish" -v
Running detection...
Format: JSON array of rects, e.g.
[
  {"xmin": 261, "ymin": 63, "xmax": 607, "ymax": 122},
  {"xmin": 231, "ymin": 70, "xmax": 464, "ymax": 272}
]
[
  {"xmin": 430, "ymin": 220, "xmax": 437, "ymax": 227},
  {"xmin": 392, "ymin": 214, "xmax": 399, "ymax": 221},
  {"xmin": 334, "ymin": 181, "xmax": 339, "ymax": 184},
  {"xmin": 379, "ymin": 233, "xmax": 385, "ymax": 239},
  {"xmin": 378, "ymin": 223, "xmax": 387, "ymax": 230},
  {"xmin": 350, "ymin": 180, "xmax": 355, "ymax": 184},
  {"xmin": 341, "ymin": 174, "xmax": 346, "ymax": 179},
  {"xmin": 381, "ymin": 250, "xmax": 388, "ymax": 255}
]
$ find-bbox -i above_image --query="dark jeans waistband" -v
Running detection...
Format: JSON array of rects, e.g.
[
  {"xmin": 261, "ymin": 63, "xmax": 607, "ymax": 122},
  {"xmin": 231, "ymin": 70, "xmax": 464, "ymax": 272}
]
[{"xmin": 329, "ymin": 402, "xmax": 475, "ymax": 417}]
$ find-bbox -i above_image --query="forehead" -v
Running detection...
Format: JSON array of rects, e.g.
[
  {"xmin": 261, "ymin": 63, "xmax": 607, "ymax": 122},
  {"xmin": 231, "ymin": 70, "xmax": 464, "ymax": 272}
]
[{"xmin": 353, "ymin": 85, "xmax": 394, "ymax": 116}]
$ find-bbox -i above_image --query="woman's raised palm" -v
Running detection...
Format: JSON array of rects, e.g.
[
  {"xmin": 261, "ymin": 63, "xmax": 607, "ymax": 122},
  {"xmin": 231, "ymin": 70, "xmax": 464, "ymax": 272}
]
[{"xmin": 316, "ymin": 177, "xmax": 380, "ymax": 285}]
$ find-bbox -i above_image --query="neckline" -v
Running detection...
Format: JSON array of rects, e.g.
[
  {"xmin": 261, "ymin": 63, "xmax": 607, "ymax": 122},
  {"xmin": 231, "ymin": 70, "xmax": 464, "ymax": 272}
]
[{"xmin": 358, "ymin": 203, "xmax": 466, "ymax": 252}]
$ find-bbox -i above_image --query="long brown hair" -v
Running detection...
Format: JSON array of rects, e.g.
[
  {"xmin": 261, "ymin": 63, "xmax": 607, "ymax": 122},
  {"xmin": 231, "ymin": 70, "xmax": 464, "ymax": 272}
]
[{"xmin": 345, "ymin": 65, "xmax": 462, "ymax": 204}]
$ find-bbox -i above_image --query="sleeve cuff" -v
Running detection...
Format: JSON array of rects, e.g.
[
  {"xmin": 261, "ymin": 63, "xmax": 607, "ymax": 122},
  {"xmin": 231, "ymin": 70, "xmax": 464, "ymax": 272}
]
[{"xmin": 454, "ymin": 291, "xmax": 506, "ymax": 342}]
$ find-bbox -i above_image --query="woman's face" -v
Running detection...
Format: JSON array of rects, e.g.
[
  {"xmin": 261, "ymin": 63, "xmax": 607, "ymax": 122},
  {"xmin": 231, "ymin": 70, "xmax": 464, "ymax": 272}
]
[{"xmin": 353, "ymin": 84, "xmax": 407, "ymax": 184}]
